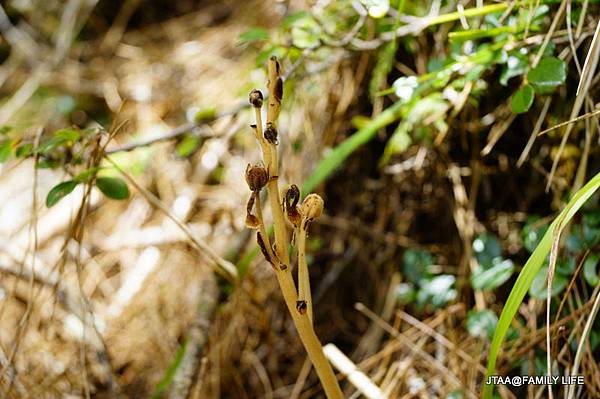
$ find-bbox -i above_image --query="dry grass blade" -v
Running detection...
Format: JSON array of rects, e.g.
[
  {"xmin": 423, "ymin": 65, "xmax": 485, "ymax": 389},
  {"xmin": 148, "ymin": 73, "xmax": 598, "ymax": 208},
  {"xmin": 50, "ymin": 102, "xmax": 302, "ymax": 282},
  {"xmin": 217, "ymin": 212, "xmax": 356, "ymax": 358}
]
[
  {"xmin": 576, "ymin": 19, "xmax": 600, "ymax": 95},
  {"xmin": 547, "ymin": 18, "xmax": 600, "ymax": 191}
]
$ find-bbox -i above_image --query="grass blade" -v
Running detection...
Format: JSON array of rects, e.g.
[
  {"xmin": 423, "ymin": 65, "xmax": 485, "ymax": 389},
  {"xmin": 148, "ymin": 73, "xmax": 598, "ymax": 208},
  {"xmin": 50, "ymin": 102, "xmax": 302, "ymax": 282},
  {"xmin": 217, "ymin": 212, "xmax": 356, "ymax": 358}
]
[{"xmin": 483, "ymin": 170, "xmax": 600, "ymax": 398}]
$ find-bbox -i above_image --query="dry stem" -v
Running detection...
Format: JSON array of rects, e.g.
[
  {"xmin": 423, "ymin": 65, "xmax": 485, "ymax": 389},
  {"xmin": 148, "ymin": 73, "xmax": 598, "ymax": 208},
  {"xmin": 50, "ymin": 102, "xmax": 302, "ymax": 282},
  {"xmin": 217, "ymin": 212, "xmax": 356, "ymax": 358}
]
[
  {"xmin": 248, "ymin": 56, "xmax": 342, "ymax": 399},
  {"xmin": 297, "ymin": 218, "xmax": 313, "ymax": 323}
]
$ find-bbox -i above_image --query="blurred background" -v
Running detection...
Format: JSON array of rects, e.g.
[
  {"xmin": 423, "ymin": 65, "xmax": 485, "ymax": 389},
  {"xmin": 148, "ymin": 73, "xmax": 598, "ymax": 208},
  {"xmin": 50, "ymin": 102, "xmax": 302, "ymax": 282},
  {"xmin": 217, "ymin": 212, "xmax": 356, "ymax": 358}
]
[{"xmin": 0, "ymin": 0, "xmax": 600, "ymax": 398}]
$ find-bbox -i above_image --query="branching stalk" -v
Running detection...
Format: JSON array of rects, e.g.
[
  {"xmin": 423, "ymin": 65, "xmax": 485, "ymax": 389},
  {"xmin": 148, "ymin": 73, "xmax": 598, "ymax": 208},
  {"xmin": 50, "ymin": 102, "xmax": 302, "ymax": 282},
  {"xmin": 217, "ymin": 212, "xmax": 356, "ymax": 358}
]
[{"xmin": 246, "ymin": 56, "xmax": 343, "ymax": 399}]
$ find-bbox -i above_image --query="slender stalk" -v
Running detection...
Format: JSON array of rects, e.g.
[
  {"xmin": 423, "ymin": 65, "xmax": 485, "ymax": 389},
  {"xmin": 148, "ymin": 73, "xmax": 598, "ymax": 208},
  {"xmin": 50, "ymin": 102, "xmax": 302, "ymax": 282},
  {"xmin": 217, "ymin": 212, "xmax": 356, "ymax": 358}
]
[
  {"xmin": 248, "ymin": 56, "xmax": 343, "ymax": 399},
  {"xmin": 297, "ymin": 218, "xmax": 313, "ymax": 323},
  {"xmin": 255, "ymin": 194, "xmax": 276, "ymax": 264}
]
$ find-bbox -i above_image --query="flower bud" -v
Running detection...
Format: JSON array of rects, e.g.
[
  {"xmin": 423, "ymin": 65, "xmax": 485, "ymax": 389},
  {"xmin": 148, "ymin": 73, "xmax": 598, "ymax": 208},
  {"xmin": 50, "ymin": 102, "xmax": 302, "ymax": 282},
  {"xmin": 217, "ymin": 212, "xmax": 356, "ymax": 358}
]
[
  {"xmin": 245, "ymin": 164, "xmax": 268, "ymax": 191},
  {"xmin": 300, "ymin": 193, "xmax": 324, "ymax": 221},
  {"xmin": 284, "ymin": 184, "xmax": 301, "ymax": 227},
  {"xmin": 249, "ymin": 89, "xmax": 263, "ymax": 108}
]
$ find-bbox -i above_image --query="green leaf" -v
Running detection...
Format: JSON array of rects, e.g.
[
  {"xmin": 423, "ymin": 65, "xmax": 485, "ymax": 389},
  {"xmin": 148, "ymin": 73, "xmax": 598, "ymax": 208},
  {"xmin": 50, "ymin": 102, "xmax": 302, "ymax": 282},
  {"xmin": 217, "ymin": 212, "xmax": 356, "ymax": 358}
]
[
  {"xmin": 15, "ymin": 143, "xmax": 33, "ymax": 158},
  {"xmin": 416, "ymin": 275, "xmax": 457, "ymax": 308},
  {"xmin": 0, "ymin": 126, "xmax": 12, "ymax": 135},
  {"xmin": 380, "ymin": 122, "xmax": 412, "ymax": 165},
  {"xmin": 402, "ymin": 249, "xmax": 434, "ymax": 284},
  {"xmin": 282, "ymin": 11, "xmax": 310, "ymax": 29},
  {"xmin": 37, "ymin": 136, "xmax": 66, "ymax": 154},
  {"xmin": 0, "ymin": 139, "xmax": 13, "ymax": 162},
  {"xmin": 46, "ymin": 180, "xmax": 78, "ymax": 207},
  {"xmin": 54, "ymin": 128, "xmax": 80, "ymax": 142},
  {"xmin": 238, "ymin": 27, "xmax": 269, "ymax": 44},
  {"xmin": 500, "ymin": 51, "xmax": 528, "ymax": 86},
  {"xmin": 176, "ymin": 134, "xmax": 201, "ymax": 157},
  {"xmin": 37, "ymin": 158, "xmax": 60, "ymax": 169},
  {"xmin": 527, "ymin": 57, "xmax": 566, "ymax": 94},
  {"xmin": 583, "ymin": 255, "xmax": 599, "ymax": 286},
  {"xmin": 471, "ymin": 259, "xmax": 515, "ymax": 290},
  {"xmin": 96, "ymin": 177, "xmax": 129, "ymax": 200},
  {"xmin": 472, "ymin": 233, "xmax": 502, "ymax": 268},
  {"xmin": 522, "ymin": 218, "xmax": 548, "ymax": 253},
  {"xmin": 511, "ymin": 84, "xmax": 534, "ymax": 113},
  {"xmin": 467, "ymin": 310, "xmax": 498, "ymax": 339},
  {"xmin": 484, "ymin": 170, "xmax": 600, "ymax": 398}
]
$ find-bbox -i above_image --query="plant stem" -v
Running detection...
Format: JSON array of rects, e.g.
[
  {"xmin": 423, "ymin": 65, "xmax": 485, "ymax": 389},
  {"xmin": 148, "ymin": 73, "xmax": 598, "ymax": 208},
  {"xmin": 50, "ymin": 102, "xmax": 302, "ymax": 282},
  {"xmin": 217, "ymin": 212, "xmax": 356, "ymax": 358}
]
[
  {"xmin": 251, "ymin": 56, "xmax": 342, "ymax": 399},
  {"xmin": 297, "ymin": 218, "xmax": 313, "ymax": 323}
]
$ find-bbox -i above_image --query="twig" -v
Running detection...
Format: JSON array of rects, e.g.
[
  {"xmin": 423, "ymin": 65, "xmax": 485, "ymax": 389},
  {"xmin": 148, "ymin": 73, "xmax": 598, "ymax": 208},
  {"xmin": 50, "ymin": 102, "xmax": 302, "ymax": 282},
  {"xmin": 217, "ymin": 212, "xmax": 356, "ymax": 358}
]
[{"xmin": 106, "ymin": 60, "xmax": 303, "ymax": 154}]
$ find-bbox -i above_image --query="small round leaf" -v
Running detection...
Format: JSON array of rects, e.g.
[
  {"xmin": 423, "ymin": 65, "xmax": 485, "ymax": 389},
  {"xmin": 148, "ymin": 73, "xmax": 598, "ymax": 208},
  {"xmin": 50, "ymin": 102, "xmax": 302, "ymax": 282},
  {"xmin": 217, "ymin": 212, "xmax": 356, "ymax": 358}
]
[{"xmin": 96, "ymin": 177, "xmax": 129, "ymax": 200}]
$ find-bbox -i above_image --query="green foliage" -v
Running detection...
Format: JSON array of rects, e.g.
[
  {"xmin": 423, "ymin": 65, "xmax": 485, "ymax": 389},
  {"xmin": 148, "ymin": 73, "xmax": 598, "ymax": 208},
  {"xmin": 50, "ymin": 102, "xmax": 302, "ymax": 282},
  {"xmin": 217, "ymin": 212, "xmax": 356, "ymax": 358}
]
[
  {"xmin": 484, "ymin": 171, "xmax": 600, "ymax": 398},
  {"xmin": 416, "ymin": 275, "xmax": 457, "ymax": 308},
  {"xmin": 46, "ymin": 180, "xmax": 78, "ymax": 207},
  {"xmin": 238, "ymin": 28, "xmax": 269, "ymax": 44},
  {"xmin": 402, "ymin": 249, "xmax": 434, "ymax": 284},
  {"xmin": 176, "ymin": 134, "xmax": 202, "ymax": 158},
  {"xmin": 522, "ymin": 218, "xmax": 549, "ymax": 253},
  {"xmin": 96, "ymin": 177, "xmax": 130, "ymax": 200},
  {"xmin": 511, "ymin": 84, "xmax": 534, "ymax": 114},
  {"xmin": 400, "ymin": 249, "xmax": 457, "ymax": 309},
  {"xmin": 467, "ymin": 310, "xmax": 498, "ymax": 339},
  {"xmin": 500, "ymin": 51, "xmax": 528, "ymax": 86},
  {"xmin": 526, "ymin": 57, "xmax": 566, "ymax": 94},
  {"xmin": 472, "ymin": 259, "xmax": 515, "ymax": 290},
  {"xmin": 583, "ymin": 255, "xmax": 599, "ymax": 286},
  {"xmin": 0, "ymin": 139, "xmax": 13, "ymax": 162},
  {"xmin": 471, "ymin": 233, "xmax": 515, "ymax": 290}
]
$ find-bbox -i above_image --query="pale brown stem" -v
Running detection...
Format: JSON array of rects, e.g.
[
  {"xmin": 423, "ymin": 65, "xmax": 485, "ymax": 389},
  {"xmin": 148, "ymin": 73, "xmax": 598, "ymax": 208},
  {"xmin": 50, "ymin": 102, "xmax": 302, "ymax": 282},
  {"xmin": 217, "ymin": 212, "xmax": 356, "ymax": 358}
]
[
  {"xmin": 297, "ymin": 218, "xmax": 313, "ymax": 324},
  {"xmin": 257, "ymin": 57, "xmax": 342, "ymax": 399},
  {"xmin": 255, "ymin": 193, "xmax": 276, "ymax": 264}
]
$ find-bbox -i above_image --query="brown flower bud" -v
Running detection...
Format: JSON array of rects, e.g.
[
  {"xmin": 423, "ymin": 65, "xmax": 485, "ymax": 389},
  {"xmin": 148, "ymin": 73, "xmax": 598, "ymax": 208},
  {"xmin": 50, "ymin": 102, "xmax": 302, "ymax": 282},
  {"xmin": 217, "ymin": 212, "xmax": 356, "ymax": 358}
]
[
  {"xmin": 300, "ymin": 193, "xmax": 324, "ymax": 221},
  {"xmin": 249, "ymin": 89, "xmax": 263, "ymax": 108},
  {"xmin": 246, "ymin": 214, "xmax": 259, "ymax": 229},
  {"xmin": 264, "ymin": 123, "xmax": 278, "ymax": 145},
  {"xmin": 284, "ymin": 184, "xmax": 301, "ymax": 227},
  {"xmin": 245, "ymin": 164, "xmax": 268, "ymax": 191},
  {"xmin": 285, "ymin": 184, "xmax": 300, "ymax": 209}
]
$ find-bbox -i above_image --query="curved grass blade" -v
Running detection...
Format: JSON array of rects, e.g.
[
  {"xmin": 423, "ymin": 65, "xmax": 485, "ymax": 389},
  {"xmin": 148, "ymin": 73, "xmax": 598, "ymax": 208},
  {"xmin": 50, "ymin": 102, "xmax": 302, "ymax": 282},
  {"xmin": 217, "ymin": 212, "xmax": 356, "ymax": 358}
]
[{"xmin": 483, "ymin": 170, "xmax": 600, "ymax": 398}]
